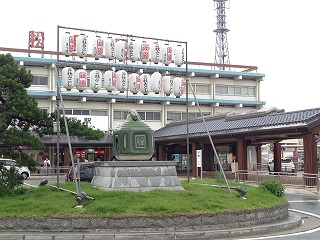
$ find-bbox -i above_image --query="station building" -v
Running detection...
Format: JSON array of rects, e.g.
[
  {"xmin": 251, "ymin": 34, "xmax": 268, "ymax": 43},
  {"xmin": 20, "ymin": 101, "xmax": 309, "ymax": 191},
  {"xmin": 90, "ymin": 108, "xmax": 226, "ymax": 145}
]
[{"xmin": 0, "ymin": 41, "xmax": 266, "ymax": 169}]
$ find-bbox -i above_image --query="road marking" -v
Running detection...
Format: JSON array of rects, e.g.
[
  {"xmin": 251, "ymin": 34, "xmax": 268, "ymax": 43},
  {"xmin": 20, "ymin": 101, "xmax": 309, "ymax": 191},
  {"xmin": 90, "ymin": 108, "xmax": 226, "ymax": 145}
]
[
  {"xmin": 240, "ymin": 209, "xmax": 320, "ymax": 239},
  {"xmin": 288, "ymin": 200, "xmax": 320, "ymax": 203}
]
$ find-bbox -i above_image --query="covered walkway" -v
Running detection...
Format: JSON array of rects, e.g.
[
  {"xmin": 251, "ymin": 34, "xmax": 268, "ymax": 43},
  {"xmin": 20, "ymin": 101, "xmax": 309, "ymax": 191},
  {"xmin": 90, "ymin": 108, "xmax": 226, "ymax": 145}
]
[{"xmin": 155, "ymin": 107, "xmax": 320, "ymax": 185}]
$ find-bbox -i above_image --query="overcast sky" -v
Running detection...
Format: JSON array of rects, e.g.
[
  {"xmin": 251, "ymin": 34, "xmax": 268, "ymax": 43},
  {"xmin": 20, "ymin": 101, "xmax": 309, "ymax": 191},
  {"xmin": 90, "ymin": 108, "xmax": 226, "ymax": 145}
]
[{"xmin": 2, "ymin": 0, "xmax": 319, "ymax": 112}]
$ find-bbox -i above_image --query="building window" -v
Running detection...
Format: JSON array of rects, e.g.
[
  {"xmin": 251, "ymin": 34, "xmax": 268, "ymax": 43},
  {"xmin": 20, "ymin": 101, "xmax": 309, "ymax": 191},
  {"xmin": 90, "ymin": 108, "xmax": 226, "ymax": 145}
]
[
  {"xmin": 91, "ymin": 110, "xmax": 108, "ymax": 116},
  {"xmin": 32, "ymin": 75, "xmax": 48, "ymax": 86},
  {"xmin": 137, "ymin": 111, "xmax": 145, "ymax": 120},
  {"xmin": 216, "ymin": 85, "xmax": 228, "ymax": 95},
  {"xmin": 114, "ymin": 110, "xmax": 161, "ymax": 121},
  {"xmin": 191, "ymin": 83, "xmax": 210, "ymax": 94},
  {"xmin": 73, "ymin": 109, "xmax": 82, "ymax": 115},
  {"xmin": 216, "ymin": 85, "xmax": 256, "ymax": 97},
  {"xmin": 168, "ymin": 112, "xmax": 211, "ymax": 121},
  {"xmin": 62, "ymin": 109, "xmax": 108, "ymax": 116}
]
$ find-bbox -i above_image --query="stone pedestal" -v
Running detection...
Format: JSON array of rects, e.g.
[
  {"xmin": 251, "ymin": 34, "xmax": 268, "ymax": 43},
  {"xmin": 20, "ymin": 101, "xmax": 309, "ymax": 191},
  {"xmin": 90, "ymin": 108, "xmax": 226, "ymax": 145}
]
[{"xmin": 91, "ymin": 161, "xmax": 184, "ymax": 192}]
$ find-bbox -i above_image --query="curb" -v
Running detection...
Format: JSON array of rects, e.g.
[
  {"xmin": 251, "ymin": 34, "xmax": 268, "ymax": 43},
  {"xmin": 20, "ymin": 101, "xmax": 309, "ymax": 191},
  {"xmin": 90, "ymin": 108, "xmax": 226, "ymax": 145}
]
[{"xmin": 0, "ymin": 212, "xmax": 301, "ymax": 240}]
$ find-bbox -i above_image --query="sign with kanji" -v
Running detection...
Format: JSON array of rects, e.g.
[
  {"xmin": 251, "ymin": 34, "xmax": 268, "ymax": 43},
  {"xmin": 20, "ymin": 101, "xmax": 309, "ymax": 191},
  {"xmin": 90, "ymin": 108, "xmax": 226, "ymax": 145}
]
[{"xmin": 29, "ymin": 31, "xmax": 44, "ymax": 49}]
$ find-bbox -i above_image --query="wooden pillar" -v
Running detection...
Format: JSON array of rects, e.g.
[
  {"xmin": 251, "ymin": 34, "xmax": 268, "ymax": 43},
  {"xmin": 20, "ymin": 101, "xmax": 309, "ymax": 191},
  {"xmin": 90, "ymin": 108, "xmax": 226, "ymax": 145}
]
[
  {"xmin": 158, "ymin": 144, "xmax": 166, "ymax": 161},
  {"xmin": 256, "ymin": 145, "xmax": 262, "ymax": 170},
  {"xmin": 273, "ymin": 141, "xmax": 281, "ymax": 172},
  {"xmin": 237, "ymin": 137, "xmax": 247, "ymax": 180},
  {"xmin": 303, "ymin": 132, "xmax": 317, "ymax": 186},
  {"xmin": 192, "ymin": 142, "xmax": 197, "ymax": 177},
  {"xmin": 63, "ymin": 146, "xmax": 69, "ymax": 167}
]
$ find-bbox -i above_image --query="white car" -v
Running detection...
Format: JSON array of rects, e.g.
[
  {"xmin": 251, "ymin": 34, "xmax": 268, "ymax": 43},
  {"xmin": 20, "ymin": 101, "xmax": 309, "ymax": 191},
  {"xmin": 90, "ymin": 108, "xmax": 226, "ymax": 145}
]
[
  {"xmin": 0, "ymin": 158, "xmax": 31, "ymax": 179},
  {"xmin": 268, "ymin": 158, "xmax": 296, "ymax": 173}
]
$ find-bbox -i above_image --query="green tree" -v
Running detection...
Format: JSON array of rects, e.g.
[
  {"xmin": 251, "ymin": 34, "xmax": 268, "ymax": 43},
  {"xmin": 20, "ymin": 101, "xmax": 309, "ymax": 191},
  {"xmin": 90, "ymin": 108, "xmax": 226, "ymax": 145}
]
[
  {"xmin": 46, "ymin": 111, "xmax": 105, "ymax": 140},
  {"xmin": 0, "ymin": 53, "xmax": 104, "ymax": 163},
  {"xmin": 0, "ymin": 54, "xmax": 49, "ymax": 153}
]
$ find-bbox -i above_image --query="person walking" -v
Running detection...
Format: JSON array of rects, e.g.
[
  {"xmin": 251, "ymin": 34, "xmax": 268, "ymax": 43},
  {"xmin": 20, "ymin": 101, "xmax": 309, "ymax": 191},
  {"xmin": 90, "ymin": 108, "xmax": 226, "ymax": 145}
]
[{"xmin": 43, "ymin": 157, "xmax": 51, "ymax": 175}]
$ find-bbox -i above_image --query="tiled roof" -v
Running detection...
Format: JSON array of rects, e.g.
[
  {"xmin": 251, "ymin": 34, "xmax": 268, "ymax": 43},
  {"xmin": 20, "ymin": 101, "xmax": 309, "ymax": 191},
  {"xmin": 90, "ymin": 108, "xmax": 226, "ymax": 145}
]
[{"xmin": 155, "ymin": 107, "xmax": 320, "ymax": 140}]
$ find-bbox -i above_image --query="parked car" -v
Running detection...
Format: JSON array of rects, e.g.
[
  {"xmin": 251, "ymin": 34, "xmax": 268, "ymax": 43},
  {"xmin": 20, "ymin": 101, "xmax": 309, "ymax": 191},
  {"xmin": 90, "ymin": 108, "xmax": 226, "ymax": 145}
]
[
  {"xmin": 0, "ymin": 158, "xmax": 31, "ymax": 179},
  {"xmin": 65, "ymin": 162, "xmax": 94, "ymax": 182},
  {"xmin": 268, "ymin": 158, "xmax": 296, "ymax": 173}
]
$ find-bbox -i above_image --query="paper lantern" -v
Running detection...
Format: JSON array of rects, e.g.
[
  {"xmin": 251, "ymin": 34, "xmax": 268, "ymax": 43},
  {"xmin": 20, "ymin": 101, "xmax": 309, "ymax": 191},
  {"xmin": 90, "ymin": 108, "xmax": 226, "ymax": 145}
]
[
  {"xmin": 61, "ymin": 32, "xmax": 73, "ymax": 57},
  {"xmin": 174, "ymin": 44, "xmax": 185, "ymax": 67},
  {"xmin": 150, "ymin": 72, "xmax": 162, "ymax": 94},
  {"xmin": 75, "ymin": 69, "xmax": 87, "ymax": 92},
  {"xmin": 105, "ymin": 37, "xmax": 116, "ymax": 60},
  {"xmin": 173, "ymin": 77, "xmax": 185, "ymax": 98},
  {"xmin": 151, "ymin": 41, "xmax": 161, "ymax": 64},
  {"xmin": 140, "ymin": 73, "xmax": 151, "ymax": 95},
  {"xmin": 116, "ymin": 70, "xmax": 128, "ymax": 93},
  {"xmin": 140, "ymin": 40, "xmax": 150, "ymax": 64},
  {"xmin": 128, "ymin": 39, "xmax": 140, "ymax": 62},
  {"xmin": 162, "ymin": 75, "xmax": 174, "ymax": 96},
  {"xmin": 129, "ymin": 73, "xmax": 141, "ymax": 94},
  {"xmin": 115, "ymin": 39, "xmax": 127, "ymax": 62},
  {"xmin": 92, "ymin": 36, "xmax": 104, "ymax": 60},
  {"xmin": 104, "ymin": 70, "xmax": 117, "ymax": 92},
  {"xmin": 161, "ymin": 43, "xmax": 173, "ymax": 66},
  {"xmin": 62, "ymin": 67, "xmax": 75, "ymax": 91},
  {"xmin": 76, "ymin": 34, "xmax": 88, "ymax": 58},
  {"xmin": 90, "ymin": 70, "xmax": 102, "ymax": 93}
]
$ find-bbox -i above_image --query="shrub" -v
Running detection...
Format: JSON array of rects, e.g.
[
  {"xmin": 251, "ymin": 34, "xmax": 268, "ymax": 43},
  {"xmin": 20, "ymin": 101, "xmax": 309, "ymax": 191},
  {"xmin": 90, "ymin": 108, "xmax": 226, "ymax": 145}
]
[
  {"xmin": 0, "ymin": 165, "xmax": 25, "ymax": 196},
  {"xmin": 259, "ymin": 179, "xmax": 285, "ymax": 198}
]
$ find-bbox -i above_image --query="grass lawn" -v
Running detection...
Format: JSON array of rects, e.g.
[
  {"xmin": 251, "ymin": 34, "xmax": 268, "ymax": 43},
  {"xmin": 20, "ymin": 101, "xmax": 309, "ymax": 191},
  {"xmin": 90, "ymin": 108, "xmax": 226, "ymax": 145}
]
[{"xmin": 0, "ymin": 178, "xmax": 287, "ymax": 217}]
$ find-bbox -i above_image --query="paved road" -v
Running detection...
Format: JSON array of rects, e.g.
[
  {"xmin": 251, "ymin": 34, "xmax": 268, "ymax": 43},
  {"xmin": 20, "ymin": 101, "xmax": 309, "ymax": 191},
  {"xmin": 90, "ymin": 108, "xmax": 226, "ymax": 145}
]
[{"xmin": 237, "ymin": 190, "xmax": 320, "ymax": 240}]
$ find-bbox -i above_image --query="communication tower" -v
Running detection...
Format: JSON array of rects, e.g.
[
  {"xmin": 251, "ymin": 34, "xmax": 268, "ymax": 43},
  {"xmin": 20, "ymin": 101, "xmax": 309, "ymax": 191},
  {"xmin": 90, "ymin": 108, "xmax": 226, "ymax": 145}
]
[{"xmin": 213, "ymin": 0, "xmax": 230, "ymax": 69}]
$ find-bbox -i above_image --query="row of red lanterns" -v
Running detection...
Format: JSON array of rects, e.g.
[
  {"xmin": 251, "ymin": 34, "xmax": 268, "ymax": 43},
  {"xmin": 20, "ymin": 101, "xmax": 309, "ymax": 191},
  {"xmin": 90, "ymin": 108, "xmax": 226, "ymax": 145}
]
[
  {"xmin": 62, "ymin": 67, "xmax": 185, "ymax": 97},
  {"xmin": 61, "ymin": 32, "xmax": 185, "ymax": 67}
]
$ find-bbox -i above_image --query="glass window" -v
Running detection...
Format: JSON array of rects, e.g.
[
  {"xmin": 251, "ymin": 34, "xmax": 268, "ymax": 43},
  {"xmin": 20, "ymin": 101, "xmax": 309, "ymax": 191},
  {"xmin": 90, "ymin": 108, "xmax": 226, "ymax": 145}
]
[
  {"xmin": 196, "ymin": 84, "xmax": 210, "ymax": 94},
  {"xmin": 235, "ymin": 86, "xmax": 241, "ymax": 95},
  {"xmin": 65, "ymin": 109, "xmax": 72, "ymax": 115},
  {"xmin": 248, "ymin": 87, "xmax": 255, "ymax": 96},
  {"xmin": 99, "ymin": 110, "xmax": 108, "ymax": 116},
  {"xmin": 73, "ymin": 109, "xmax": 81, "ymax": 115},
  {"xmin": 189, "ymin": 113, "xmax": 196, "ymax": 119},
  {"xmin": 229, "ymin": 86, "xmax": 235, "ymax": 95},
  {"xmin": 146, "ymin": 112, "xmax": 153, "ymax": 120},
  {"xmin": 82, "ymin": 110, "xmax": 90, "ymax": 115},
  {"xmin": 242, "ymin": 87, "xmax": 248, "ymax": 96},
  {"xmin": 114, "ymin": 111, "xmax": 121, "ymax": 119},
  {"xmin": 216, "ymin": 85, "xmax": 228, "ymax": 95},
  {"xmin": 154, "ymin": 112, "xmax": 161, "ymax": 120},
  {"xmin": 167, "ymin": 112, "xmax": 174, "ymax": 120},
  {"xmin": 32, "ymin": 76, "xmax": 48, "ymax": 86},
  {"xmin": 91, "ymin": 110, "xmax": 99, "ymax": 116},
  {"xmin": 39, "ymin": 76, "xmax": 48, "ymax": 85},
  {"xmin": 138, "ymin": 111, "xmax": 145, "ymax": 120}
]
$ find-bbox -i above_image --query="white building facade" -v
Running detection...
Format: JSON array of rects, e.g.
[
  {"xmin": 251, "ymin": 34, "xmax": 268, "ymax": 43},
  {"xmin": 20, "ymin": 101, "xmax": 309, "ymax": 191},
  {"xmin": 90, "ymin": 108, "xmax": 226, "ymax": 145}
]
[{"xmin": 13, "ymin": 54, "xmax": 265, "ymax": 133}]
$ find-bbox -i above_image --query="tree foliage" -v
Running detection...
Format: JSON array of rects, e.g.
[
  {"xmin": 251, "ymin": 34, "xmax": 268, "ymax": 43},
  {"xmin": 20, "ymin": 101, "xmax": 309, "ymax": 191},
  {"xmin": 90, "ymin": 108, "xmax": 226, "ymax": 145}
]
[
  {"xmin": 0, "ymin": 53, "xmax": 104, "ymax": 159},
  {"xmin": 46, "ymin": 112, "xmax": 105, "ymax": 140},
  {"xmin": 0, "ymin": 54, "xmax": 49, "ymax": 152}
]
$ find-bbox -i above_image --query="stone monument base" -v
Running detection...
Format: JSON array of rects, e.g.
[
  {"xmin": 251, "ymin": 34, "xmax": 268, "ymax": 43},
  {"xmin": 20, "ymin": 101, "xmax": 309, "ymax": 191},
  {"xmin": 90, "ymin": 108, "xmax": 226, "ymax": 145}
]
[{"xmin": 91, "ymin": 161, "xmax": 184, "ymax": 192}]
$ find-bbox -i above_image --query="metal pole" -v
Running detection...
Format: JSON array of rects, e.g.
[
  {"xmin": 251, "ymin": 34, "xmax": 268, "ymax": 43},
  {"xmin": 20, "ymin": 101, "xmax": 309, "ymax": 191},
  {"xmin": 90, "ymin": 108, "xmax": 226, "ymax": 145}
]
[
  {"xmin": 185, "ymin": 42, "xmax": 190, "ymax": 182},
  {"xmin": 56, "ymin": 26, "xmax": 80, "ymax": 196},
  {"xmin": 56, "ymin": 25, "xmax": 60, "ymax": 189}
]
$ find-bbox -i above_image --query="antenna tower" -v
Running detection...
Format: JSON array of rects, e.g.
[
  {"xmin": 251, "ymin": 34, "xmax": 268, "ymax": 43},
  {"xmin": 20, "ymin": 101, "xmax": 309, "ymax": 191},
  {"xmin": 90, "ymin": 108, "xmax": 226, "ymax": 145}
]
[{"xmin": 213, "ymin": 0, "xmax": 230, "ymax": 69}]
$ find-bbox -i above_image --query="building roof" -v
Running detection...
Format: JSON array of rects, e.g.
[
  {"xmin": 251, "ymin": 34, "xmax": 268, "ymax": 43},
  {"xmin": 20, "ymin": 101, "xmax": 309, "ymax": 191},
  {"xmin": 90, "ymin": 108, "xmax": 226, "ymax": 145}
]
[
  {"xmin": 154, "ymin": 107, "xmax": 320, "ymax": 145},
  {"xmin": 41, "ymin": 134, "xmax": 113, "ymax": 146}
]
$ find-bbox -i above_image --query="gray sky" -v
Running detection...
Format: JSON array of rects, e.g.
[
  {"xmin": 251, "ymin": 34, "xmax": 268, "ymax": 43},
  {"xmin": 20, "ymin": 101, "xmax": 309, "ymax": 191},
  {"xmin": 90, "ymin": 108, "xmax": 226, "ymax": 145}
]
[{"xmin": 2, "ymin": 0, "xmax": 319, "ymax": 112}]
